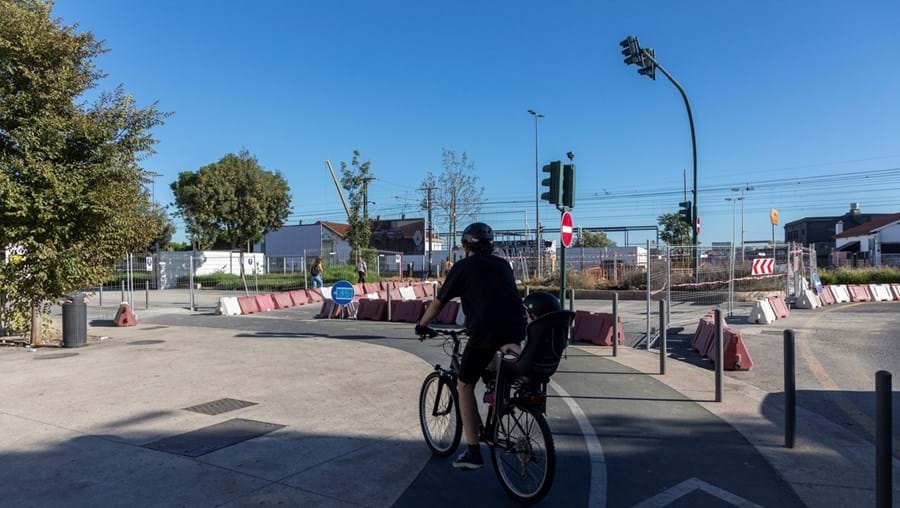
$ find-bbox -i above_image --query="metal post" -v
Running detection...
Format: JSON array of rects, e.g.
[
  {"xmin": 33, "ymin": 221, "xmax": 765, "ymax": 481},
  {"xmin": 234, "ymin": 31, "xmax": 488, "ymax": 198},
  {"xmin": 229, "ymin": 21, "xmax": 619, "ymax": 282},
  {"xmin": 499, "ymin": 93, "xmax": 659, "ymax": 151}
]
[
  {"xmin": 659, "ymin": 299, "xmax": 667, "ymax": 375},
  {"xmin": 559, "ymin": 241, "xmax": 567, "ymax": 305},
  {"xmin": 120, "ymin": 280, "xmax": 125, "ymax": 303},
  {"xmin": 714, "ymin": 309, "xmax": 724, "ymax": 402},
  {"xmin": 525, "ymin": 285, "xmax": 530, "ymax": 296},
  {"xmin": 568, "ymin": 288, "xmax": 575, "ymax": 311},
  {"xmin": 99, "ymin": 283, "xmax": 103, "ymax": 307},
  {"xmin": 303, "ymin": 249, "xmax": 308, "ymax": 290},
  {"xmin": 784, "ymin": 330, "xmax": 796, "ymax": 448},
  {"xmin": 666, "ymin": 245, "xmax": 672, "ymax": 326},
  {"xmin": 646, "ymin": 240, "xmax": 651, "ymax": 346},
  {"xmin": 876, "ymin": 370, "xmax": 892, "ymax": 508},
  {"xmin": 283, "ymin": 257, "xmax": 286, "ymax": 274},
  {"xmin": 145, "ymin": 281, "xmax": 149, "ymax": 310},
  {"xmin": 386, "ymin": 287, "xmax": 392, "ymax": 321},
  {"xmin": 189, "ymin": 255, "xmax": 195, "ymax": 312},
  {"xmin": 612, "ymin": 293, "xmax": 619, "ymax": 356}
]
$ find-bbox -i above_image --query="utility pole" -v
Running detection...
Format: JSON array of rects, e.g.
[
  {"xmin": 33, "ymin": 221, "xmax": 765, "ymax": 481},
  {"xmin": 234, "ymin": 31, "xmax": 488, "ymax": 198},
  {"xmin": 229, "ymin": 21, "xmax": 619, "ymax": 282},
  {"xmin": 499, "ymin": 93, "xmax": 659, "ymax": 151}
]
[
  {"xmin": 422, "ymin": 183, "xmax": 435, "ymax": 277},
  {"xmin": 731, "ymin": 184, "xmax": 754, "ymax": 262},
  {"xmin": 528, "ymin": 109, "xmax": 544, "ymax": 279},
  {"xmin": 361, "ymin": 176, "xmax": 374, "ymax": 220}
]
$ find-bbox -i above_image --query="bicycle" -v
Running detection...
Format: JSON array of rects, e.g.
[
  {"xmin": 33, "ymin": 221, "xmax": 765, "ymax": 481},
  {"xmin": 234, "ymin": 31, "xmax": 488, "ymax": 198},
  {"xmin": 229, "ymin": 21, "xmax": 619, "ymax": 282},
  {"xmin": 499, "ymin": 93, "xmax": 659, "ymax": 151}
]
[{"xmin": 417, "ymin": 311, "xmax": 574, "ymax": 504}]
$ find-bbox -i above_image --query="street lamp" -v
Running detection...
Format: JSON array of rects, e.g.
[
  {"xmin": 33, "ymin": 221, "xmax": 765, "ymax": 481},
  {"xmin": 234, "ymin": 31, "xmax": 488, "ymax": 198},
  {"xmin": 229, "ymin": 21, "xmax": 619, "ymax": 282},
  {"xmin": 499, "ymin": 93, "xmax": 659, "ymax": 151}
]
[
  {"xmin": 621, "ymin": 36, "xmax": 699, "ymax": 274},
  {"xmin": 730, "ymin": 185, "xmax": 754, "ymax": 261},
  {"xmin": 528, "ymin": 109, "xmax": 544, "ymax": 279}
]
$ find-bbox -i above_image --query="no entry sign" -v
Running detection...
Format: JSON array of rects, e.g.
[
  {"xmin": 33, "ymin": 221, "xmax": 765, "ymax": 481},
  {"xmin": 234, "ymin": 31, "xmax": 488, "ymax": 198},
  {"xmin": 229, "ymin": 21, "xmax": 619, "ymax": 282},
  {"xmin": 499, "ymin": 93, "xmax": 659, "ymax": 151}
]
[{"xmin": 561, "ymin": 211, "xmax": 574, "ymax": 248}]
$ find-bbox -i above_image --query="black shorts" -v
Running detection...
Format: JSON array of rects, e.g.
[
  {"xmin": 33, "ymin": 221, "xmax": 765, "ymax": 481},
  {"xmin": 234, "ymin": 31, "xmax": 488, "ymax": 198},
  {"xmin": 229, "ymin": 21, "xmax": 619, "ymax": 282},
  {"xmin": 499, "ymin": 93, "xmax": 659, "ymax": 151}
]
[{"xmin": 458, "ymin": 339, "xmax": 500, "ymax": 385}]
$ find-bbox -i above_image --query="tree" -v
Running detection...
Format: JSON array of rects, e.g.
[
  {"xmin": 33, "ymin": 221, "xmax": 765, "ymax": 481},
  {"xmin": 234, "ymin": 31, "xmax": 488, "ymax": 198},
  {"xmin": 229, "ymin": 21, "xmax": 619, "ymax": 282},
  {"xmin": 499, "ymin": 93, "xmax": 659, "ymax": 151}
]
[
  {"xmin": 171, "ymin": 151, "xmax": 291, "ymax": 251},
  {"xmin": 422, "ymin": 148, "xmax": 483, "ymax": 254},
  {"xmin": 575, "ymin": 230, "xmax": 615, "ymax": 248},
  {"xmin": 0, "ymin": 0, "xmax": 169, "ymax": 343},
  {"xmin": 340, "ymin": 149, "xmax": 373, "ymax": 259},
  {"xmin": 144, "ymin": 205, "xmax": 175, "ymax": 252},
  {"xmin": 658, "ymin": 212, "xmax": 693, "ymax": 245}
]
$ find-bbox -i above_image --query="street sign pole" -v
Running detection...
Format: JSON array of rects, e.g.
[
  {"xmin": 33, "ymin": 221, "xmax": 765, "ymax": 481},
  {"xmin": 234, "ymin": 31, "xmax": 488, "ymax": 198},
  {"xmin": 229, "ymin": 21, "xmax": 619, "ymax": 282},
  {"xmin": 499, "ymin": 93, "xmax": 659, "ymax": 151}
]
[{"xmin": 559, "ymin": 210, "xmax": 574, "ymax": 308}]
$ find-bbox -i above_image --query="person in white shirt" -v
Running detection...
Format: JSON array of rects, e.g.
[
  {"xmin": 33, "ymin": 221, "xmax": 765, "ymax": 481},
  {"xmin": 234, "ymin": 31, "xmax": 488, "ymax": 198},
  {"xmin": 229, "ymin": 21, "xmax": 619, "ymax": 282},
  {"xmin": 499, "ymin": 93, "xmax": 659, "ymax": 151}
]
[{"xmin": 356, "ymin": 256, "xmax": 367, "ymax": 283}]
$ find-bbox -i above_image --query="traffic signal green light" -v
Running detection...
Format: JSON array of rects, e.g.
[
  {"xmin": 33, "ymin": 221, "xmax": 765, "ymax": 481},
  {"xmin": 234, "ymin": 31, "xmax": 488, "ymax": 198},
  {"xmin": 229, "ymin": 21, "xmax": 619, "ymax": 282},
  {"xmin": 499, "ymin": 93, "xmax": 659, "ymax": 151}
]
[
  {"xmin": 678, "ymin": 200, "xmax": 692, "ymax": 225},
  {"xmin": 562, "ymin": 163, "xmax": 576, "ymax": 209},
  {"xmin": 541, "ymin": 161, "xmax": 562, "ymax": 205}
]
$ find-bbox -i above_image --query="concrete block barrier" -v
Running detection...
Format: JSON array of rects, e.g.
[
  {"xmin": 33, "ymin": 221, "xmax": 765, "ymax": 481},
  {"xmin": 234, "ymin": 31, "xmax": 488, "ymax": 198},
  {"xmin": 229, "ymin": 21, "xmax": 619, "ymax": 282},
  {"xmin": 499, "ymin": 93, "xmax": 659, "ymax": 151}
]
[
  {"xmin": 435, "ymin": 300, "xmax": 460, "ymax": 324},
  {"xmin": 316, "ymin": 300, "xmax": 342, "ymax": 319},
  {"xmin": 307, "ymin": 289, "xmax": 324, "ymax": 304},
  {"xmin": 870, "ymin": 284, "xmax": 892, "ymax": 302},
  {"xmin": 238, "ymin": 295, "xmax": 260, "ymax": 314},
  {"xmin": 356, "ymin": 299, "xmax": 387, "ymax": 321},
  {"xmin": 413, "ymin": 284, "xmax": 427, "ymax": 299},
  {"xmin": 795, "ymin": 289, "xmax": 820, "ymax": 309},
  {"xmin": 363, "ymin": 282, "xmax": 380, "ymax": 295},
  {"xmin": 114, "ymin": 303, "xmax": 138, "ymax": 327},
  {"xmin": 572, "ymin": 311, "xmax": 625, "ymax": 346},
  {"xmin": 423, "ymin": 282, "xmax": 436, "ymax": 298},
  {"xmin": 891, "ymin": 284, "xmax": 900, "ymax": 300},
  {"xmin": 831, "ymin": 285, "xmax": 851, "ymax": 303},
  {"xmin": 848, "ymin": 284, "xmax": 872, "ymax": 302},
  {"xmin": 399, "ymin": 286, "xmax": 417, "ymax": 301},
  {"xmin": 767, "ymin": 295, "xmax": 790, "ymax": 318},
  {"xmin": 692, "ymin": 318, "xmax": 717, "ymax": 357},
  {"xmin": 352, "ymin": 283, "xmax": 364, "ymax": 296},
  {"xmin": 273, "ymin": 292, "xmax": 294, "ymax": 309},
  {"xmin": 218, "ymin": 297, "xmax": 241, "ymax": 316},
  {"xmin": 819, "ymin": 286, "xmax": 836, "ymax": 305},
  {"xmin": 390, "ymin": 300, "xmax": 426, "ymax": 323},
  {"xmin": 706, "ymin": 327, "xmax": 754, "ymax": 371},
  {"xmin": 749, "ymin": 299, "xmax": 777, "ymax": 324},
  {"xmin": 255, "ymin": 294, "xmax": 276, "ymax": 312},
  {"xmin": 289, "ymin": 290, "xmax": 309, "ymax": 306}
]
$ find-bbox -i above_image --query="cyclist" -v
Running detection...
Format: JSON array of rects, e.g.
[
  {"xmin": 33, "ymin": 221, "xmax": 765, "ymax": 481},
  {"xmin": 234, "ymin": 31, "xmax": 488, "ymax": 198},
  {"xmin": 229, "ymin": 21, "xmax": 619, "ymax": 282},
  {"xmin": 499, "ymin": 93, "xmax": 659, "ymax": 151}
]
[{"xmin": 416, "ymin": 222, "xmax": 527, "ymax": 470}]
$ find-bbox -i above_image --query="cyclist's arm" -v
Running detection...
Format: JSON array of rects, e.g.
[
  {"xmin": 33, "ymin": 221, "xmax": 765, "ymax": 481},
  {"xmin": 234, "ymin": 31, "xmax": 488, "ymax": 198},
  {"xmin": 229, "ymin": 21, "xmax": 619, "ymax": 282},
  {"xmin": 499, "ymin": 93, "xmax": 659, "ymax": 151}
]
[{"xmin": 418, "ymin": 299, "xmax": 444, "ymax": 327}]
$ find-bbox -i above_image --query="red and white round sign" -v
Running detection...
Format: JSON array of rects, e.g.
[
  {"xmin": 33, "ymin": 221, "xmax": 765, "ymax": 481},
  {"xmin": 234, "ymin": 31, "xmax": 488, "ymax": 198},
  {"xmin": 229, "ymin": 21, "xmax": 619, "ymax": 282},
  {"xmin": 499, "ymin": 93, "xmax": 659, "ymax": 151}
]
[{"xmin": 561, "ymin": 211, "xmax": 574, "ymax": 248}]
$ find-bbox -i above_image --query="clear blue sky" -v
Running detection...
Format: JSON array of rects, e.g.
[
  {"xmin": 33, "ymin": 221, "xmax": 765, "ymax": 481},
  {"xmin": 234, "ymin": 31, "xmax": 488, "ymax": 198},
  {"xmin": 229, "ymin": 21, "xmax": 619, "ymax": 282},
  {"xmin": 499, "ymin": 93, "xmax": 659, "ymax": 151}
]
[{"xmin": 54, "ymin": 0, "xmax": 900, "ymax": 246}]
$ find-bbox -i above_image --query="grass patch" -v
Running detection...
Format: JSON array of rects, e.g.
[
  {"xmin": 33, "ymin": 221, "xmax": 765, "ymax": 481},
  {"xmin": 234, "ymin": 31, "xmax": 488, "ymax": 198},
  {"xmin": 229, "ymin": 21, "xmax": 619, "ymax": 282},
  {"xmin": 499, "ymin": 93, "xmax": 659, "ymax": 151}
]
[
  {"xmin": 176, "ymin": 266, "xmax": 382, "ymax": 291},
  {"xmin": 819, "ymin": 266, "xmax": 900, "ymax": 285}
]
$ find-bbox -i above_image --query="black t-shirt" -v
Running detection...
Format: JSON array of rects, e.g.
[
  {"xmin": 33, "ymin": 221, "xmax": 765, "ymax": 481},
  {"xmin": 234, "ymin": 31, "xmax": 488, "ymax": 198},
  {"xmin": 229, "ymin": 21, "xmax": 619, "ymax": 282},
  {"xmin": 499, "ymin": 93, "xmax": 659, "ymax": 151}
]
[{"xmin": 438, "ymin": 254, "xmax": 526, "ymax": 345}]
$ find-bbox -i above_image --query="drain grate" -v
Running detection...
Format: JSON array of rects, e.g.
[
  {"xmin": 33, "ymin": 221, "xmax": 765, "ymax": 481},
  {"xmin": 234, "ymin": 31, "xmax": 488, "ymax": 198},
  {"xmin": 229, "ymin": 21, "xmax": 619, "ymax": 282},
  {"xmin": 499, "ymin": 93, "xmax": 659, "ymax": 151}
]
[
  {"xmin": 183, "ymin": 398, "xmax": 257, "ymax": 416},
  {"xmin": 143, "ymin": 418, "xmax": 284, "ymax": 457}
]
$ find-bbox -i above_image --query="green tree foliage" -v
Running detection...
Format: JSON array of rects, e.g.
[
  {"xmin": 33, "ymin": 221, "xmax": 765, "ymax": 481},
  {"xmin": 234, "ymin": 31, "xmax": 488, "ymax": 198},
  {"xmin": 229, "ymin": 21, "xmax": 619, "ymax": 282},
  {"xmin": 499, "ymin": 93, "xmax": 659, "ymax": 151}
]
[
  {"xmin": 658, "ymin": 212, "xmax": 693, "ymax": 245},
  {"xmin": 575, "ymin": 230, "xmax": 615, "ymax": 248},
  {"xmin": 171, "ymin": 151, "xmax": 291, "ymax": 251},
  {"xmin": 145, "ymin": 205, "xmax": 175, "ymax": 251},
  {"xmin": 340, "ymin": 150, "xmax": 373, "ymax": 255},
  {"xmin": 0, "ymin": 0, "xmax": 169, "ymax": 341}
]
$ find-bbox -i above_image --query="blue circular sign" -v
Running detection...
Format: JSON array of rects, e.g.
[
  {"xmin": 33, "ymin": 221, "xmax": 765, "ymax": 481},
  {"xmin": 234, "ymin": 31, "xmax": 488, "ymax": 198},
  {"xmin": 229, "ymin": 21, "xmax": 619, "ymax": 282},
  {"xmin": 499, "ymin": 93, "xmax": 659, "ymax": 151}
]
[{"xmin": 331, "ymin": 280, "xmax": 355, "ymax": 306}]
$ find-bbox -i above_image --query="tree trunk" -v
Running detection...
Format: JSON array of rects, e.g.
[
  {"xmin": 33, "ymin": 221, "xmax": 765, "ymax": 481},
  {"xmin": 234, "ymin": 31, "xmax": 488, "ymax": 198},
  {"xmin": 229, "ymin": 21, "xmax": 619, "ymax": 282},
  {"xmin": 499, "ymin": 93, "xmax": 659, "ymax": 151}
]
[{"xmin": 30, "ymin": 303, "xmax": 42, "ymax": 346}]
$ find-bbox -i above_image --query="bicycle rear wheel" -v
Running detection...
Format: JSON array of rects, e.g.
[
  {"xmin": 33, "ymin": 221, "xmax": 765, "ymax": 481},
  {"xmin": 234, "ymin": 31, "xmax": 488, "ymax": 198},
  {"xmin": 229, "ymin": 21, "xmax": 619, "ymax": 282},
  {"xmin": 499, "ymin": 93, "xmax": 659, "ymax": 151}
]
[
  {"xmin": 490, "ymin": 404, "xmax": 555, "ymax": 504},
  {"xmin": 419, "ymin": 372, "xmax": 462, "ymax": 457}
]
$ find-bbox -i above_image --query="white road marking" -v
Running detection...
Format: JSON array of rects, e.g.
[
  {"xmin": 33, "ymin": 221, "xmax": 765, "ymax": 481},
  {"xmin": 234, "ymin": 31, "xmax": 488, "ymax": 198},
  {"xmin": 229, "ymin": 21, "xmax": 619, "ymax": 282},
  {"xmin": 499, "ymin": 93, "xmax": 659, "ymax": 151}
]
[
  {"xmin": 631, "ymin": 477, "xmax": 762, "ymax": 508},
  {"xmin": 549, "ymin": 380, "xmax": 606, "ymax": 508}
]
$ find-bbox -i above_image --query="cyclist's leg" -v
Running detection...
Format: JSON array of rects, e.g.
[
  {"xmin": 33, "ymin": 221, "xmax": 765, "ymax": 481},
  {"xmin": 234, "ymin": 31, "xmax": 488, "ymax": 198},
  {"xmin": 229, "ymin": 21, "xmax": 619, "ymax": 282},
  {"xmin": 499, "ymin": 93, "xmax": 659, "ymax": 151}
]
[{"xmin": 458, "ymin": 339, "xmax": 497, "ymax": 445}]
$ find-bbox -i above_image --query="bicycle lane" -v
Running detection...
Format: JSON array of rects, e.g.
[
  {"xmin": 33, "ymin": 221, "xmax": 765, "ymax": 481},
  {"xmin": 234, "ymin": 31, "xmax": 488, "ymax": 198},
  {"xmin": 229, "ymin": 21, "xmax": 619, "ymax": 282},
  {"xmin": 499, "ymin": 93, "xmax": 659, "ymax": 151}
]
[{"xmin": 551, "ymin": 348, "xmax": 805, "ymax": 508}]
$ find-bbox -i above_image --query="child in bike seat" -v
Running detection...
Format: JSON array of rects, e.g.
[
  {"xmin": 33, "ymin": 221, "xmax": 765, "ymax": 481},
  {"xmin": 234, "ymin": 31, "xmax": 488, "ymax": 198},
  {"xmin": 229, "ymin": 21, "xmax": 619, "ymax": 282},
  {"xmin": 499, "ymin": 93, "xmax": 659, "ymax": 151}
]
[{"xmin": 416, "ymin": 222, "xmax": 527, "ymax": 470}]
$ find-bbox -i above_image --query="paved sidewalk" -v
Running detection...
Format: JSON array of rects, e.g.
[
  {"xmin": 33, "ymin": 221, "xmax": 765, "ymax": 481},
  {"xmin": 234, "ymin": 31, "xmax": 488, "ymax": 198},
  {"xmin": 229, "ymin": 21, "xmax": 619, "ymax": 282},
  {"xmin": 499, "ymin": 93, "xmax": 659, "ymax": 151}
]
[
  {"xmin": 594, "ymin": 345, "xmax": 900, "ymax": 507},
  {"xmin": 0, "ymin": 322, "xmax": 431, "ymax": 507}
]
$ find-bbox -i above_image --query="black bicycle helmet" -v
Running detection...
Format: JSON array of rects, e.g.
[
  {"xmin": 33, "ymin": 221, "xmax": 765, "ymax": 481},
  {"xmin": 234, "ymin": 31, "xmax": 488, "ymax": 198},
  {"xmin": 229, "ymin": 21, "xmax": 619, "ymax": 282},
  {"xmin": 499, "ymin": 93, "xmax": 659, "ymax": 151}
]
[
  {"xmin": 523, "ymin": 291, "xmax": 561, "ymax": 319},
  {"xmin": 461, "ymin": 222, "xmax": 494, "ymax": 244}
]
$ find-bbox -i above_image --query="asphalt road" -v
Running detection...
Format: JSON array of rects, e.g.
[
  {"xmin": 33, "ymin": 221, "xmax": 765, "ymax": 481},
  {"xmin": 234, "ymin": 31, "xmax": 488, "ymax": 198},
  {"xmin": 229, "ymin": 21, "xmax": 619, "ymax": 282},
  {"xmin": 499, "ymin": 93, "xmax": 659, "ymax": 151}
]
[{"xmin": 135, "ymin": 305, "xmax": 802, "ymax": 507}]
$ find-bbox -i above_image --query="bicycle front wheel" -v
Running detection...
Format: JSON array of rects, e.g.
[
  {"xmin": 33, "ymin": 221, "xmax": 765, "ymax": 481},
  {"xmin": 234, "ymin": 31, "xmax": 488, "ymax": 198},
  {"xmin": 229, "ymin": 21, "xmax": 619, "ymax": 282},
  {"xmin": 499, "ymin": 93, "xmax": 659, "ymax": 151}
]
[
  {"xmin": 419, "ymin": 372, "xmax": 462, "ymax": 457},
  {"xmin": 490, "ymin": 404, "xmax": 556, "ymax": 504}
]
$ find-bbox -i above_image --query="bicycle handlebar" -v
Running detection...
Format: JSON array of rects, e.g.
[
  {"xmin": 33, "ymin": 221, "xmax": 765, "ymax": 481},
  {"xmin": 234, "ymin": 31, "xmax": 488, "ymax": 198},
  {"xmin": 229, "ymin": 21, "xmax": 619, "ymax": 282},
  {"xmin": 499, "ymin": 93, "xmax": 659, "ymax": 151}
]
[{"xmin": 415, "ymin": 325, "xmax": 468, "ymax": 341}]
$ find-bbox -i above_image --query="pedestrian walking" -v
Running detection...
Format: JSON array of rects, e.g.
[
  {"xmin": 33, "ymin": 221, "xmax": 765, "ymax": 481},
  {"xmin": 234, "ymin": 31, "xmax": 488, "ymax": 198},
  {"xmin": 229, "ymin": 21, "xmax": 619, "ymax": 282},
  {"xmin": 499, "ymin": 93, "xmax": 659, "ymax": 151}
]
[
  {"xmin": 443, "ymin": 257, "xmax": 453, "ymax": 276},
  {"xmin": 310, "ymin": 257, "xmax": 324, "ymax": 288},
  {"xmin": 356, "ymin": 256, "xmax": 368, "ymax": 283}
]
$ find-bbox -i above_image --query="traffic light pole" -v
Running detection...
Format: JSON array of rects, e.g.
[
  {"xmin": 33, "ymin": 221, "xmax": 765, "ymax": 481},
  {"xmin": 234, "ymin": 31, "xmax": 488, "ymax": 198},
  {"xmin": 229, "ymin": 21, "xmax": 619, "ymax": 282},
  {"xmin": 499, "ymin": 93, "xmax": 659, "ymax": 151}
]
[
  {"xmin": 641, "ymin": 52, "xmax": 699, "ymax": 275},
  {"xmin": 559, "ymin": 211, "xmax": 567, "ymax": 307}
]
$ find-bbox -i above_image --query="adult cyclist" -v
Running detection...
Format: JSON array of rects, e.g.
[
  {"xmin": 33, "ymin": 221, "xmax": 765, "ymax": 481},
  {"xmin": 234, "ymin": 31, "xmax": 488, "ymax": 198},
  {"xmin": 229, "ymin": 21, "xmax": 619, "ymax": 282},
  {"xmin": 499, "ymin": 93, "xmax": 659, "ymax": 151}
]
[{"xmin": 416, "ymin": 222, "xmax": 527, "ymax": 470}]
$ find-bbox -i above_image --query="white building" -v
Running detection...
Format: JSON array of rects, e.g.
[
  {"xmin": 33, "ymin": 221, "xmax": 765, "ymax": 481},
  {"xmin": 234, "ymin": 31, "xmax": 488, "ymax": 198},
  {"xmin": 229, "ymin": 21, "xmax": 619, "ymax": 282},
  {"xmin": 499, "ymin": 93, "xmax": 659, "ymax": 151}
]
[{"xmin": 834, "ymin": 213, "xmax": 900, "ymax": 266}]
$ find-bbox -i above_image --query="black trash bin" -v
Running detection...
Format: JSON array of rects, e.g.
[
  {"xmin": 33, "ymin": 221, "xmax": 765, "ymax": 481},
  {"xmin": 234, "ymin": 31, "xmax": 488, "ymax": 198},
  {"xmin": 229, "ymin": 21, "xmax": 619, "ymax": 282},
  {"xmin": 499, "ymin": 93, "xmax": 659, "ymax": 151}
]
[{"xmin": 62, "ymin": 293, "xmax": 87, "ymax": 348}]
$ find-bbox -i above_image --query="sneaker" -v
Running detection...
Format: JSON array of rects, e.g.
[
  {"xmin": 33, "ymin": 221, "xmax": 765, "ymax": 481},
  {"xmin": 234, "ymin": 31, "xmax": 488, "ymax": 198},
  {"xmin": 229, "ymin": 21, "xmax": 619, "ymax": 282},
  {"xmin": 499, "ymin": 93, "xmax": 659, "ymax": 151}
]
[{"xmin": 453, "ymin": 447, "xmax": 484, "ymax": 470}]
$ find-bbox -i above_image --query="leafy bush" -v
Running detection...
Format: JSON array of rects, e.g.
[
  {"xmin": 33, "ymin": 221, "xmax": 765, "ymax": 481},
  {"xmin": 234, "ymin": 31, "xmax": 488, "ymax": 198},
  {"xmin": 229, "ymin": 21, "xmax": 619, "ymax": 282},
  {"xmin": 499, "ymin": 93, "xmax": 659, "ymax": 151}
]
[
  {"xmin": 176, "ymin": 267, "xmax": 382, "ymax": 291},
  {"xmin": 819, "ymin": 266, "xmax": 900, "ymax": 285}
]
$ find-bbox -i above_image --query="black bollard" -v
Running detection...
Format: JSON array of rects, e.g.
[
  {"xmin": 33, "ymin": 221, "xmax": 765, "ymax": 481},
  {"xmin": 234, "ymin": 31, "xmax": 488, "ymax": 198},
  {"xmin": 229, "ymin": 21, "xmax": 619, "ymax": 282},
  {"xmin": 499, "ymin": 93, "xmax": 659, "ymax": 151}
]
[
  {"xmin": 659, "ymin": 300, "xmax": 667, "ymax": 375},
  {"xmin": 612, "ymin": 293, "xmax": 619, "ymax": 357},
  {"xmin": 876, "ymin": 370, "xmax": 892, "ymax": 508},
  {"xmin": 714, "ymin": 309, "xmax": 724, "ymax": 402},
  {"xmin": 784, "ymin": 330, "xmax": 796, "ymax": 448}
]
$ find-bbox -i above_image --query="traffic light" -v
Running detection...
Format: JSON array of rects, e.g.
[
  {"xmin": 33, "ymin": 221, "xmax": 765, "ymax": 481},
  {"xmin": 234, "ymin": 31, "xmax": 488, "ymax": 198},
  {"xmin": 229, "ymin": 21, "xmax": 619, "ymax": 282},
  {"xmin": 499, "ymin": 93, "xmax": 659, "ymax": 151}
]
[
  {"xmin": 562, "ymin": 163, "xmax": 576, "ymax": 209},
  {"xmin": 678, "ymin": 201, "xmax": 692, "ymax": 226},
  {"xmin": 541, "ymin": 161, "xmax": 562, "ymax": 205},
  {"xmin": 620, "ymin": 36, "xmax": 643, "ymax": 66},
  {"xmin": 638, "ymin": 48, "xmax": 656, "ymax": 80}
]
